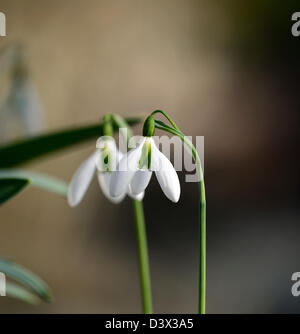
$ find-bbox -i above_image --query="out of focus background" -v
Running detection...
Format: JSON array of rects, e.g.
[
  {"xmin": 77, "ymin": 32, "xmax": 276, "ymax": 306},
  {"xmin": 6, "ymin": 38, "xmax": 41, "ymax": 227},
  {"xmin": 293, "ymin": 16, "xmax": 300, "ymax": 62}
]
[{"xmin": 0, "ymin": 0, "xmax": 300, "ymax": 313}]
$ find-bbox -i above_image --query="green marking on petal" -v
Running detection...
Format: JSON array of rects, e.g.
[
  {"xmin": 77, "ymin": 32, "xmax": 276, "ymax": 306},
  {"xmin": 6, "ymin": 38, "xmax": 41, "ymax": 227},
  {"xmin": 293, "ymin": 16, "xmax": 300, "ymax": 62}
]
[
  {"xmin": 99, "ymin": 144, "xmax": 113, "ymax": 172},
  {"xmin": 139, "ymin": 140, "xmax": 151, "ymax": 170},
  {"xmin": 147, "ymin": 142, "xmax": 151, "ymax": 169}
]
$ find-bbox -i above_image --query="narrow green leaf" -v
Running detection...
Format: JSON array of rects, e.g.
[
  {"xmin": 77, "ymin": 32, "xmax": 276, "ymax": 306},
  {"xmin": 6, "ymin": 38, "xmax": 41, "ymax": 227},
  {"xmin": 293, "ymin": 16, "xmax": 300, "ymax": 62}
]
[
  {"xmin": 0, "ymin": 117, "xmax": 142, "ymax": 168},
  {"xmin": 0, "ymin": 178, "xmax": 29, "ymax": 204},
  {"xmin": 0, "ymin": 258, "xmax": 53, "ymax": 303},
  {"xmin": 5, "ymin": 282, "xmax": 40, "ymax": 305},
  {"xmin": 0, "ymin": 169, "xmax": 68, "ymax": 197}
]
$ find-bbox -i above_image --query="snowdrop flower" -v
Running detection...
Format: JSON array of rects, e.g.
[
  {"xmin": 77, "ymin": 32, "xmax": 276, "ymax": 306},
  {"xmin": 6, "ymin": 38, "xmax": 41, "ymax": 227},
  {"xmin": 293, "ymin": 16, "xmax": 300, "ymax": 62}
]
[
  {"xmin": 68, "ymin": 137, "xmax": 144, "ymax": 207},
  {"xmin": 110, "ymin": 116, "xmax": 180, "ymax": 203}
]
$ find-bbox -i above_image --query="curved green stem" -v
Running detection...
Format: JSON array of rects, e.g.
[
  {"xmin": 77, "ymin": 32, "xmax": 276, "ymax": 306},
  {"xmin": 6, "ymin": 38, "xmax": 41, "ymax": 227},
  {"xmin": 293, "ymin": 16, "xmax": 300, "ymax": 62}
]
[
  {"xmin": 154, "ymin": 122, "xmax": 206, "ymax": 314},
  {"xmin": 132, "ymin": 199, "xmax": 153, "ymax": 314},
  {"xmin": 151, "ymin": 110, "xmax": 180, "ymax": 131}
]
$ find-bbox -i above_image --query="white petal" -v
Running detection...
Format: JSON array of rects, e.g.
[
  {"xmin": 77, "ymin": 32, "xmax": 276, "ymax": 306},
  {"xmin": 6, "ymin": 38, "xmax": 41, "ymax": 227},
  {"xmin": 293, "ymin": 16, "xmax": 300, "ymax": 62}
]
[
  {"xmin": 130, "ymin": 169, "xmax": 152, "ymax": 195},
  {"xmin": 96, "ymin": 138, "xmax": 120, "ymax": 172},
  {"xmin": 110, "ymin": 138, "xmax": 146, "ymax": 198},
  {"xmin": 128, "ymin": 190, "xmax": 145, "ymax": 201},
  {"xmin": 116, "ymin": 150, "xmax": 124, "ymax": 163},
  {"xmin": 68, "ymin": 151, "xmax": 99, "ymax": 207},
  {"xmin": 97, "ymin": 172, "xmax": 126, "ymax": 203},
  {"xmin": 96, "ymin": 137, "xmax": 117, "ymax": 153},
  {"xmin": 150, "ymin": 139, "xmax": 180, "ymax": 203}
]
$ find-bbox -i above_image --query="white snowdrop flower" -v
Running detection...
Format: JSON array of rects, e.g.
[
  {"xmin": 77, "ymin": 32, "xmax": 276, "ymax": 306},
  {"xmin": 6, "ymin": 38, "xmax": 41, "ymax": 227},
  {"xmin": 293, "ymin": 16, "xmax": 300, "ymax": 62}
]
[
  {"xmin": 68, "ymin": 137, "xmax": 144, "ymax": 207},
  {"xmin": 110, "ymin": 136, "xmax": 180, "ymax": 203}
]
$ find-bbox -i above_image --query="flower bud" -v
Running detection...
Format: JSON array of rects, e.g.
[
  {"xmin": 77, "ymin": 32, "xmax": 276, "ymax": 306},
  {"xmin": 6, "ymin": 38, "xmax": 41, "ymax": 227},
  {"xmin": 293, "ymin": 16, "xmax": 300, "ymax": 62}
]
[{"xmin": 142, "ymin": 115, "xmax": 155, "ymax": 137}]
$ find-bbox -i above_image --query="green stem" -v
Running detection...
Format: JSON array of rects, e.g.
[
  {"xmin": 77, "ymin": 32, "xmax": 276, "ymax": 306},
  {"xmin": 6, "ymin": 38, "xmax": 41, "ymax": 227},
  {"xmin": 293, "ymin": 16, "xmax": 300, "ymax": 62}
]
[
  {"xmin": 132, "ymin": 199, "xmax": 153, "ymax": 314},
  {"xmin": 180, "ymin": 136, "xmax": 206, "ymax": 314},
  {"xmin": 198, "ymin": 177, "xmax": 206, "ymax": 314},
  {"xmin": 154, "ymin": 123, "xmax": 206, "ymax": 314},
  {"xmin": 151, "ymin": 110, "xmax": 180, "ymax": 130},
  {"xmin": 184, "ymin": 144, "xmax": 206, "ymax": 314}
]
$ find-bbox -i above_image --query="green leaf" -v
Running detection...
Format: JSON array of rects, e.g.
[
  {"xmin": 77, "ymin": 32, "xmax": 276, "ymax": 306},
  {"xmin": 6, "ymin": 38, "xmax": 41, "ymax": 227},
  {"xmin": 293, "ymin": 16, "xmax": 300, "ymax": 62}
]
[
  {"xmin": 0, "ymin": 169, "xmax": 68, "ymax": 197},
  {"xmin": 0, "ymin": 258, "xmax": 53, "ymax": 303},
  {"xmin": 0, "ymin": 178, "xmax": 29, "ymax": 204},
  {"xmin": 0, "ymin": 117, "xmax": 142, "ymax": 168},
  {"xmin": 5, "ymin": 282, "xmax": 40, "ymax": 305}
]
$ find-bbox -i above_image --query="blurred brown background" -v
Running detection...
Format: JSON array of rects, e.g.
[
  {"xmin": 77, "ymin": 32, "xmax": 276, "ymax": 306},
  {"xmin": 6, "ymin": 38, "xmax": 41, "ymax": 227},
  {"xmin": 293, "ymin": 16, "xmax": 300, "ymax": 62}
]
[{"xmin": 0, "ymin": 0, "xmax": 300, "ymax": 313}]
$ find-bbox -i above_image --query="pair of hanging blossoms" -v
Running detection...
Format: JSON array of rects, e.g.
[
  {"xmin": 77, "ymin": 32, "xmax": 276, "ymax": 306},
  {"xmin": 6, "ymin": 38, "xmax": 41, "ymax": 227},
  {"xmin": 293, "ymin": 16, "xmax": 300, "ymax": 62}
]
[
  {"xmin": 67, "ymin": 113, "xmax": 181, "ymax": 315},
  {"xmin": 68, "ymin": 115, "xmax": 180, "ymax": 206},
  {"xmin": 67, "ymin": 111, "xmax": 206, "ymax": 315}
]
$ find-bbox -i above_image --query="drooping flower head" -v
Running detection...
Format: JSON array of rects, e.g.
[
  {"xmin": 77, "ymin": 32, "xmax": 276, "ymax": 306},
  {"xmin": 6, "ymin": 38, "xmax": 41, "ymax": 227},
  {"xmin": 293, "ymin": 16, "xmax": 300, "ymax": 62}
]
[
  {"xmin": 110, "ymin": 115, "xmax": 180, "ymax": 202},
  {"xmin": 68, "ymin": 115, "xmax": 143, "ymax": 207}
]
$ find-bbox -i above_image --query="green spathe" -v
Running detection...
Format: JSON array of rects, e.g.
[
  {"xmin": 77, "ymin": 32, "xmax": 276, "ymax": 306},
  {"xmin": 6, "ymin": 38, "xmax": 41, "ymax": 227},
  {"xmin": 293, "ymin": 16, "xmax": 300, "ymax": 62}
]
[{"xmin": 142, "ymin": 115, "xmax": 155, "ymax": 137}]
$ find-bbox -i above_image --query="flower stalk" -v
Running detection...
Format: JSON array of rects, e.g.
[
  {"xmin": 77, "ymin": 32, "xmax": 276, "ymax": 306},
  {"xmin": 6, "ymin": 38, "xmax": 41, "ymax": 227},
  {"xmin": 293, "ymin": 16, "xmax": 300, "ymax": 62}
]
[
  {"xmin": 153, "ymin": 112, "xmax": 206, "ymax": 314},
  {"xmin": 132, "ymin": 199, "xmax": 153, "ymax": 314}
]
